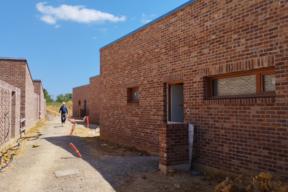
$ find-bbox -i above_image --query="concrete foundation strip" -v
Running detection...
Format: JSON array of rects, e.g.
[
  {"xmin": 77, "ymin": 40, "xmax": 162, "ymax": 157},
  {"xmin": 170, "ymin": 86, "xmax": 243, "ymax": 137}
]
[{"xmin": 54, "ymin": 168, "xmax": 79, "ymax": 177}]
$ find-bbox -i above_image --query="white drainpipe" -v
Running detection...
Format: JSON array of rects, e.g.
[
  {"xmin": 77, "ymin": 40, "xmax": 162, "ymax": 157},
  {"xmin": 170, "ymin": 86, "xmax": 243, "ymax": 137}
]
[{"xmin": 189, "ymin": 124, "xmax": 194, "ymax": 169}]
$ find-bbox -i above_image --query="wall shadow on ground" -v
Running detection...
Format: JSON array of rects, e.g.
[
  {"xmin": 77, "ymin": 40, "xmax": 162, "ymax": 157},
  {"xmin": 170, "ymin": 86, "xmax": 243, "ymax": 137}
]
[{"xmin": 43, "ymin": 134, "xmax": 159, "ymax": 190}]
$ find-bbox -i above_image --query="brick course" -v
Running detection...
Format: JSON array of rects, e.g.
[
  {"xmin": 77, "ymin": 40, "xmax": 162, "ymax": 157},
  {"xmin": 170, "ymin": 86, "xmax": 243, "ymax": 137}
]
[{"xmin": 100, "ymin": 0, "xmax": 288, "ymax": 175}]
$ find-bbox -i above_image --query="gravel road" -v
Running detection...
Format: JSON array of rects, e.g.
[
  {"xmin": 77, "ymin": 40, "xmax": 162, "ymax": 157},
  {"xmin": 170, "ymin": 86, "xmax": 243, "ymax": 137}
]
[{"xmin": 0, "ymin": 117, "xmax": 158, "ymax": 192}]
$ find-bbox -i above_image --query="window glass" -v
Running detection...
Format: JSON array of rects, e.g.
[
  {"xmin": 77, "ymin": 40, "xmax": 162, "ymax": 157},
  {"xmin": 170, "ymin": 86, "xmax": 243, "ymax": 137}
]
[
  {"xmin": 213, "ymin": 75, "xmax": 256, "ymax": 96},
  {"xmin": 133, "ymin": 90, "xmax": 139, "ymax": 100},
  {"xmin": 263, "ymin": 74, "xmax": 275, "ymax": 92}
]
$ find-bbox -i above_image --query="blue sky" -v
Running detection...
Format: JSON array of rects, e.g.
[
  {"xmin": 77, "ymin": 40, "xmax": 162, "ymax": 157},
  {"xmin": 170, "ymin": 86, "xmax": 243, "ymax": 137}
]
[{"xmin": 0, "ymin": 0, "xmax": 190, "ymax": 98}]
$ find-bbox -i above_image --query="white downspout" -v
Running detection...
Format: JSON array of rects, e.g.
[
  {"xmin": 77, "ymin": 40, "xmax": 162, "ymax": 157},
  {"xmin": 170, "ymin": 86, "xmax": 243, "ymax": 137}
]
[{"xmin": 189, "ymin": 124, "xmax": 194, "ymax": 169}]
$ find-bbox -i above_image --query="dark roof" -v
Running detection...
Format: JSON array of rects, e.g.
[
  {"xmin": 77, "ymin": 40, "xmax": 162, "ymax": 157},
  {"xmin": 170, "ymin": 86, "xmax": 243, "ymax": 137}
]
[{"xmin": 100, "ymin": 0, "xmax": 195, "ymax": 50}]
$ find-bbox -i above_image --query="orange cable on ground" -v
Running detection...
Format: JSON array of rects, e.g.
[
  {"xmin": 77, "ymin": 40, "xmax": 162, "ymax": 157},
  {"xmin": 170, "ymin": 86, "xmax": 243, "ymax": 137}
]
[
  {"xmin": 70, "ymin": 124, "xmax": 76, "ymax": 135},
  {"xmin": 70, "ymin": 143, "xmax": 82, "ymax": 158},
  {"xmin": 87, "ymin": 116, "xmax": 89, "ymax": 128}
]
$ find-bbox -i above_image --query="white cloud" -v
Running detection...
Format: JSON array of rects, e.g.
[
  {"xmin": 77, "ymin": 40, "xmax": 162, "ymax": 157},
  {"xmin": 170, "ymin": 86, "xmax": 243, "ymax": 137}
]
[
  {"xmin": 131, "ymin": 17, "xmax": 135, "ymax": 21},
  {"xmin": 92, "ymin": 37, "xmax": 97, "ymax": 39},
  {"xmin": 36, "ymin": 2, "xmax": 126, "ymax": 25},
  {"xmin": 141, "ymin": 13, "xmax": 156, "ymax": 24},
  {"xmin": 41, "ymin": 15, "xmax": 57, "ymax": 24},
  {"xmin": 55, "ymin": 25, "xmax": 60, "ymax": 28}
]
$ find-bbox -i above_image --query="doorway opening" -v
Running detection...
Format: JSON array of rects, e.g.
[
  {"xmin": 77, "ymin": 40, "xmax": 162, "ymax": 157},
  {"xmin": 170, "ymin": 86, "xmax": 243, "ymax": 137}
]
[
  {"xmin": 80, "ymin": 100, "xmax": 87, "ymax": 117},
  {"xmin": 168, "ymin": 82, "xmax": 184, "ymax": 123}
]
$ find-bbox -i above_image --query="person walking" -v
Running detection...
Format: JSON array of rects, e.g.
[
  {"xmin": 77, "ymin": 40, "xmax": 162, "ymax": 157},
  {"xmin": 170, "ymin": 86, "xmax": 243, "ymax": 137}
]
[{"xmin": 59, "ymin": 102, "xmax": 68, "ymax": 124}]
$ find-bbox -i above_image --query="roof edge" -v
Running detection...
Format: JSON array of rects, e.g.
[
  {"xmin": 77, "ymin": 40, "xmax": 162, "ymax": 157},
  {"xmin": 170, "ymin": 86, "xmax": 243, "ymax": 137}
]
[
  {"xmin": 90, "ymin": 75, "xmax": 100, "ymax": 79},
  {"xmin": 73, "ymin": 84, "xmax": 90, "ymax": 89},
  {"xmin": 99, "ymin": 0, "xmax": 195, "ymax": 50},
  {"xmin": 0, "ymin": 57, "xmax": 27, "ymax": 61}
]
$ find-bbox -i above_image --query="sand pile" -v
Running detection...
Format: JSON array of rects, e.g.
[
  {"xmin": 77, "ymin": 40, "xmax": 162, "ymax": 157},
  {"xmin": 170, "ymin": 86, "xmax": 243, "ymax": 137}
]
[{"xmin": 215, "ymin": 172, "xmax": 288, "ymax": 192}]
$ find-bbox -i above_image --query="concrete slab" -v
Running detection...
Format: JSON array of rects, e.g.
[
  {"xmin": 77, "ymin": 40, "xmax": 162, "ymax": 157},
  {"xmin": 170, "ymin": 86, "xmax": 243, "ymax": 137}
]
[{"xmin": 55, "ymin": 168, "xmax": 79, "ymax": 177}]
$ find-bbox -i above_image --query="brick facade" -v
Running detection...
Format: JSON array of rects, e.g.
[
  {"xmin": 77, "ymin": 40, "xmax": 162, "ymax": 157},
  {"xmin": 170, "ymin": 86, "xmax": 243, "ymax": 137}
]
[
  {"xmin": 159, "ymin": 124, "xmax": 189, "ymax": 172},
  {"xmin": 0, "ymin": 79, "xmax": 21, "ymax": 147},
  {"xmin": 73, "ymin": 85, "xmax": 90, "ymax": 117},
  {"xmin": 0, "ymin": 58, "xmax": 46, "ymax": 146},
  {"xmin": 100, "ymin": 0, "xmax": 288, "ymax": 175},
  {"xmin": 33, "ymin": 81, "xmax": 46, "ymax": 119},
  {"xmin": 88, "ymin": 76, "xmax": 101, "ymax": 124}
]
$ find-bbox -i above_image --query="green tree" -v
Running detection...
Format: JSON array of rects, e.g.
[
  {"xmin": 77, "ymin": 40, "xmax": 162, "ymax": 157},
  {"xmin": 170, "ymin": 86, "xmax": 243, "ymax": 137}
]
[
  {"xmin": 64, "ymin": 93, "xmax": 73, "ymax": 100},
  {"xmin": 43, "ymin": 88, "xmax": 53, "ymax": 102},
  {"xmin": 56, "ymin": 94, "xmax": 64, "ymax": 102},
  {"xmin": 56, "ymin": 93, "xmax": 73, "ymax": 102}
]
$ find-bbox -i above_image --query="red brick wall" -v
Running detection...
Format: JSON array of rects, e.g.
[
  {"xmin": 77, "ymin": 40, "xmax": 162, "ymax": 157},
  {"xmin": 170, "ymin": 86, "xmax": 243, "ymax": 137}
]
[
  {"xmin": 159, "ymin": 124, "xmax": 189, "ymax": 167},
  {"xmin": 25, "ymin": 64, "xmax": 35, "ymax": 128},
  {"xmin": 100, "ymin": 0, "xmax": 288, "ymax": 175},
  {"xmin": 89, "ymin": 76, "xmax": 101, "ymax": 124},
  {"xmin": 0, "ymin": 79, "xmax": 21, "ymax": 147},
  {"xmin": 0, "ymin": 59, "xmax": 27, "ymax": 123},
  {"xmin": 0, "ymin": 59, "xmax": 44, "ymax": 131},
  {"xmin": 34, "ymin": 93, "xmax": 39, "ymax": 121},
  {"xmin": 73, "ymin": 85, "xmax": 90, "ymax": 117},
  {"xmin": 33, "ymin": 81, "xmax": 46, "ymax": 119}
]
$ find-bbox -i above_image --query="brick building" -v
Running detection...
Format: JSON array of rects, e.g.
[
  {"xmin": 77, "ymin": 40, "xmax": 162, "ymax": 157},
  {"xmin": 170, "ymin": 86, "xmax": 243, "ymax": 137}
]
[
  {"xmin": 73, "ymin": 84, "xmax": 90, "ymax": 118},
  {"xmin": 99, "ymin": 0, "xmax": 288, "ymax": 176},
  {"xmin": 0, "ymin": 58, "xmax": 46, "ymax": 148},
  {"xmin": 88, "ymin": 75, "xmax": 101, "ymax": 124},
  {"xmin": 33, "ymin": 80, "xmax": 46, "ymax": 119},
  {"xmin": 72, "ymin": 75, "xmax": 101, "ymax": 124}
]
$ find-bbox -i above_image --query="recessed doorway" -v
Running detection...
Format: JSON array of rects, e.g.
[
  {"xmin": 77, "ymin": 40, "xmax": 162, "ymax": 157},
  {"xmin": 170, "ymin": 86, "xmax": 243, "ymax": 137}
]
[{"xmin": 168, "ymin": 82, "xmax": 184, "ymax": 123}]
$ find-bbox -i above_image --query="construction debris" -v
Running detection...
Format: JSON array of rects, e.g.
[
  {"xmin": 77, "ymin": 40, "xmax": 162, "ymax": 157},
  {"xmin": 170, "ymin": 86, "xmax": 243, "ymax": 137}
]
[{"xmin": 214, "ymin": 173, "xmax": 288, "ymax": 192}]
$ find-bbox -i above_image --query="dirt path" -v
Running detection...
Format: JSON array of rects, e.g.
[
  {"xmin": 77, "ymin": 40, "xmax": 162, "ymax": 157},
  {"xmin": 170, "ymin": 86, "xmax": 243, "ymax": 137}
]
[
  {"xmin": 0, "ymin": 117, "xmax": 159, "ymax": 192},
  {"xmin": 4, "ymin": 116, "xmax": 286, "ymax": 192}
]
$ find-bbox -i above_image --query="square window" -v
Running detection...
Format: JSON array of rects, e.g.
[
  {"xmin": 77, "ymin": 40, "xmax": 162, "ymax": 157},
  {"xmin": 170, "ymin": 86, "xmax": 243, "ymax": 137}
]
[{"xmin": 128, "ymin": 87, "xmax": 139, "ymax": 103}]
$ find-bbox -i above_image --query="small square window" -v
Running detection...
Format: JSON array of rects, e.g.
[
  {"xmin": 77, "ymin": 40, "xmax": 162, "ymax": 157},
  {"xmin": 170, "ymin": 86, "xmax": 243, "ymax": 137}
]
[
  {"xmin": 128, "ymin": 87, "xmax": 139, "ymax": 103},
  {"xmin": 78, "ymin": 101, "xmax": 81, "ymax": 105}
]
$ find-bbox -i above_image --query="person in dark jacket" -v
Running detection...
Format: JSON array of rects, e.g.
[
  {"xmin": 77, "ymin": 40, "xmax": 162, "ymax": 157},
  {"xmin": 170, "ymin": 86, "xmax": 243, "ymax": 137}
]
[{"xmin": 59, "ymin": 102, "xmax": 68, "ymax": 124}]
